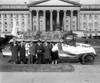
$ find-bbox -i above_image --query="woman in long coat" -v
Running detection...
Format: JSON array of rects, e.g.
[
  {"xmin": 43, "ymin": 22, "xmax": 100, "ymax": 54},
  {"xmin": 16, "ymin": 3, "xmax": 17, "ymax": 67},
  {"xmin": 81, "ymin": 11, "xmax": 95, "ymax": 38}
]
[
  {"xmin": 19, "ymin": 41, "xmax": 26, "ymax": 63},
  {"xmin": 43, "ymin": 41, "xmax": 51, "ymax": 64},
  {"xmin": 51, "ymin": 42, "xmax": 59, "ymax": 64},
  {"xmin": 10, "ymin": 41, "xmax": 19, "ymax": 62}
]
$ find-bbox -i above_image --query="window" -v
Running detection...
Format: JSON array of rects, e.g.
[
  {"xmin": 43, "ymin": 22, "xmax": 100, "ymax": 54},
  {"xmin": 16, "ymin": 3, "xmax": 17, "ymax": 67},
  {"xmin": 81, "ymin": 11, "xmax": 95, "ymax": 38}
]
[
  {"xmin": 41, "ymin": 20, "xmax": 43, "ymax": 22},
  {"xmin": 95, "ymin": 15, "xmax": 98, "ymax": 20},
  {"xmin": 16, "ymin": 22, "xmax": 19, "ymax": 26},
  {"xmin": 89, "ymin": 14, "xmax": 92, "ymax": 20},
  {"xmin": 84, "ymin": 26, "xmax": 86, "ymax": 28},
  {"xmin": 41, "ymin": 25, "xmax": 42, "ymax": 27},
  {"xmin": 34, "ymin": 25, "xmax": 36, "ymax": 31},
  {"xmin": 4, "ymin": 14, "xmax": 7, "ymax": 18},
  {"xmin": 83, "ymin": 22, "xmax": 86, "ymax": 26},
  {"xmin": 0, "ymin": 14, "xmax": 1, "ymax": 20},
  {"xmin": 10, "ymin": 14, "xmax": 13, "ymax": 18},
  {"xmin": 84, "ymin": 14, "xmax": 87, "ymax": 20},
  {"xmin": 5, "ymin": 22, "xmax": 7, "ymax": 24},
  {"xmin": 22, "ymin": 22, "xmax": 24, "ymax": 27},
  {"xmin": 11, "ymin": 22, "xmax": 13, "ymax": 25},
  {"xmin": 66, "ymin": 25, "xmax": 69, "ymax": 27},
  {"xmin": 21, "ymin": 14, "xmax": 24, "ymax": 18},
  {"xmin": 5, "ymin": 29, "xmax": 7, "ymax": 31},
  {"xmin": 27, "ymin": 14, "xmax": 30, "ymax": 19},
  {"xmin": 66, "ymin": 20, "xmax": 69, "ymax": 22},
  {"xmin": 4, "ymin": 15, "xmax": 7, "ymax": 21},
  {"xmin": 16, "ymin": 14, "xmax": 18, "ymax": 18},
  {"xmin": 5, "ymin": 25, "xmax": 7, "ymax": 31},
  {"xmin": 16, "ymin": 18, "xmax": 18, "ymax": 21},
  {"xmin": 66, "ymin": 16, "xmax": 69, "ymax": 19},
  {"xmin": 95, "ymin": 22, "xmax": 98, "ymax": 27},
  {"xmin": 11, "ymin": 14, "xmax": 13, "ymax": 17},
  {"xmin": 0, "ymin": 26, "xmax": 1, "ymax": 29},
  {"xmin": 89, "ymin": 23, "xmax": 93, "ymax": 27},
  {"xmin": 73, "ymin": 21, "xmax": 75, "ymax": 23},
  {"xmin": 95, "ymin": 29, "xmax": 97, "ymax": 31},
  {"xmin": 95, "ymin": 34, "xmax": 97, "ymax": 36},
  {"xmin": 83, "ymin": 22, "xmax": 87, "ymax": 27},
  {"xmin": 89, "ymin": 29, "xmax": 91, "ymax": 31},
  {"xmin": 28, "ymin": 19, "xmax": 30, "ymax": 23},
  {"xmin": 11, "ymin": 19, "xmax": 13, "ymax": 21},
  {"xmin": 34, "ymin": 20, "xmax": 36, "ymax": 23},
  {"xmin": 27, "ymin": 14, "xmax": 30, "ymax": 18},
  {"xmin": 5, "ymin": 22, "xmax": 7, "ymax": 26},
  {"xmin": 73, "ymin": 25, "xmax": 75, "ymax": 27}
]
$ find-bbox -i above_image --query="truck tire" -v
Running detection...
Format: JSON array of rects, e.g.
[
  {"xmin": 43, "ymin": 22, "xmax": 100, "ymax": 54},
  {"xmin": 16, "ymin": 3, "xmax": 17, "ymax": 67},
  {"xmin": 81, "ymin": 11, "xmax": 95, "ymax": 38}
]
[{"xmin": 80, "ymin": 53, "xmax": 94, "ymax": 65}]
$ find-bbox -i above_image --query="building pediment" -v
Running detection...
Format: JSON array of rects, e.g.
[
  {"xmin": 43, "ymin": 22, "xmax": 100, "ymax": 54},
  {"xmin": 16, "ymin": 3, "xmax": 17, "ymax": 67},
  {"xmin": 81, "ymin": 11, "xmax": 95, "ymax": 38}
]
[{"xmin": 28, "ymin": 0, "xmax": 81, "ymax": 7}]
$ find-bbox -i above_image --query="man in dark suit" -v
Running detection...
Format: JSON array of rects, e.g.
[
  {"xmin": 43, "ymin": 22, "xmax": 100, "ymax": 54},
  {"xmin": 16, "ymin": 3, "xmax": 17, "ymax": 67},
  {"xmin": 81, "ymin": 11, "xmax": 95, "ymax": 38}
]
[
  {"xmin": 9, "ymin": 40, "xmax": 19, "ymax": 63},
  {"xmin": 29, "ymin": 42, "xmax": 36, "ymax": 64},
  {"xmin": 19, "ymin": 41, "xmax": 26, "ymax": 64},
  {"xmin": 36, "ymin": 40, "xmax": 44, "ymax": 64}
]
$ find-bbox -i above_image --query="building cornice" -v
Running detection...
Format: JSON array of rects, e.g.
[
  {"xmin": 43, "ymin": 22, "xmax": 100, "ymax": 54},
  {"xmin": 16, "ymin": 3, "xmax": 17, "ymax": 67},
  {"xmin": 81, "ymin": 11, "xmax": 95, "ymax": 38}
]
[
  {"xmin": 81, "ymin": 5, "xmax": 100, "ymax": 9},
  {"xmin": 28, "ymin": 0, "xmax": 81, "ymax": 7},
  {"xmin": 28, "ymin": 0, "xmax": 49, "ymax": 7},
  {"xmin": 0, "ymin": 4, "xmax": 29, "ymax": 10}
]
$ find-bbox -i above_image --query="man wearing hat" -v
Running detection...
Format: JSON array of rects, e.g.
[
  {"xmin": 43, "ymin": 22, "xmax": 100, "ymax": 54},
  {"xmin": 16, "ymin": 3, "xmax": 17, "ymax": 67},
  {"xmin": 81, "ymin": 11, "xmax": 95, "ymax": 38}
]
[{"xmin": 35, "ymin": 40, "xmax": 44, "ymax": 64}]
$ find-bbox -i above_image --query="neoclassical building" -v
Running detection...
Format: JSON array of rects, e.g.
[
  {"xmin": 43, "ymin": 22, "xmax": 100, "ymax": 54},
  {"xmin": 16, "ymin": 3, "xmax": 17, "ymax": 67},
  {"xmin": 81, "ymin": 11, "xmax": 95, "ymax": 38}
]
[{"xmin": 0, "ymin": 0, "xmax": 100, "ymax": 37}]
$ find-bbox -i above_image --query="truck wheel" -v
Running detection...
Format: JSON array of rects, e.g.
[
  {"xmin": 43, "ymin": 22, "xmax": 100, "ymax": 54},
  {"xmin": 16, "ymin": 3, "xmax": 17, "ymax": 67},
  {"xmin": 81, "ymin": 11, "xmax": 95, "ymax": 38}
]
[{"xmin": 80, "ymin": 53, "xmax": 94, "ymax": 65}]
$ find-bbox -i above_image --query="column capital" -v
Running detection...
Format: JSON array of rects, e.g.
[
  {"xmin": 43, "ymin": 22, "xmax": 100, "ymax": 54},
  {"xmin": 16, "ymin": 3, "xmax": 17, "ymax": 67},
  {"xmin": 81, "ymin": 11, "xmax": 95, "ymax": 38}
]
[
  {"xmin": 36, "ymin": 10, "xmax": 39, "ymax": 12},
  {"xmin": 50, "ymin": 10, "xmax": 53, "ymax": 12},
  {"xmin": 70, "ymin": 10, "xmax": 74, "ymax": 12},
  {"xmin": 57, "ymin": 10, "xmax": 60, "ymax": 12},
  {"xmin": 29, "ymin": 9, "xmax": 32, "ymax": 12},
  {"xmin": 64, "ymin": 10, "xmax": 67, "ymax": 12},
  {"xmin": 77, "ymin": 10, "xmax": 80, "ymax": 12},
  {"xmin": 43, "ymin": 10, "xmax": 46, "ymax": 12}
]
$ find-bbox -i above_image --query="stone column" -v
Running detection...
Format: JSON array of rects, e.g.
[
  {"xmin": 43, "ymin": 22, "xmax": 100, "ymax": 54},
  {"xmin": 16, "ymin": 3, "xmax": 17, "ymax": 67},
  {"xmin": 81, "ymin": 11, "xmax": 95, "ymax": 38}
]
[
  {"xmin": 1, "ymin": 14, "xmax": 3, "ymax": 32},
  {"xmin": 30, "ymin": 10, "xmax": 33, "ymax": 31},
  {"xmin": 32, "ymin": 13, "xmax": 34, "ymax": 31},
  {"xmin": 24, "ymin": 14, "xmax": 27, "ymax": 32},
  {"xmin": 36, "ymin": 10, "xmax": 39, "ymax": 31},
  {"xmin": 77, "ymin": 10, "xmax": 80, "ymax": 31},
  {"xmin": 70, "ymin": 10, "xmax": 73, "ymax": 31},
  {"xmin": 7, "ymin": 14, "xmax": 10, "ymax": 32},
  {"xmin": 44, "ymin": 10, "xmax": 46, "ymax": 31},
  {"xmin": 57, "ymin": 10, "xmax": 60, "ymax": 28},
  {"xmin": 50, "ymin": 10, "xmax": 53, "ymax": 31},
  {"xmin": 63, "ymin": 10, "xmax": 66, "ymax": 31}
]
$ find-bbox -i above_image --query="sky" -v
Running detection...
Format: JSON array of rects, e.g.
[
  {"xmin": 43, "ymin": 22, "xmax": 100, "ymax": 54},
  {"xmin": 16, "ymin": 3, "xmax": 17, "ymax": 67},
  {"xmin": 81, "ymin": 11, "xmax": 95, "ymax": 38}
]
[{"xmin": 0, "ymin": 0, "xmax": 100, "ymax": 4}]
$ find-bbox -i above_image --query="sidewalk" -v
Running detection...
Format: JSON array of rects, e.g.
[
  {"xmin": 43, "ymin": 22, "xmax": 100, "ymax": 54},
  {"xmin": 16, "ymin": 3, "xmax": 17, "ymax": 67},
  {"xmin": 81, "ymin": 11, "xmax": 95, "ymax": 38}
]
[{"xmin": 0, "ymin": 65, "xmax": 100, "ymax": 83}]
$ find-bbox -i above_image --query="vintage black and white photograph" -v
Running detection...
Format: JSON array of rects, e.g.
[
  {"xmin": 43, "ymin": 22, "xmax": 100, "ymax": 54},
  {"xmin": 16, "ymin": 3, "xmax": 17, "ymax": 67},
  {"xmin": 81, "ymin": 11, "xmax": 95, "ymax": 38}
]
[{"xmin": 0, "ymin": 0, "xmax": 100, "ymax": 83}]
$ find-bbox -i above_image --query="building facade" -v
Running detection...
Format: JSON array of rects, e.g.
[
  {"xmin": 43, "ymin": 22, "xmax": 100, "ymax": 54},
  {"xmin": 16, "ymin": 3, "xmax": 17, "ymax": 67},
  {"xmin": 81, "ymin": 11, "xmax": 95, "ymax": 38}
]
[{"xmin": 0, "ymin": 0, "xmax": 100, "ymax": 37}]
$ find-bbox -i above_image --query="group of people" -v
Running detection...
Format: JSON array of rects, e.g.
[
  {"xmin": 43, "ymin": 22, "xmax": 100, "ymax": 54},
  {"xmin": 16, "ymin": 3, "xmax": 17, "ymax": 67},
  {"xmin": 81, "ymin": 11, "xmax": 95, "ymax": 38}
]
[{"xmin": 8, "ymin": 40, "xmax": 59, "ymax": 64}]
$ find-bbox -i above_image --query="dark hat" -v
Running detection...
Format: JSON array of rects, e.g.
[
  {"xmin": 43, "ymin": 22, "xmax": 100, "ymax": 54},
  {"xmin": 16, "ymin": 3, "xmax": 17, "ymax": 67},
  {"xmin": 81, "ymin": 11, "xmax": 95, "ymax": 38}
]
[{"xmin": 37, "ymin": 39, "xmax": 42, "ymax": 42}]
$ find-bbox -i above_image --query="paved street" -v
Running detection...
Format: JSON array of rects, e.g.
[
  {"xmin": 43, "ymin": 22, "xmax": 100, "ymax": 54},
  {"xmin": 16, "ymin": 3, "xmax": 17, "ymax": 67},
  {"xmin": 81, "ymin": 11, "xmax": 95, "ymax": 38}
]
[{"xmin": 0, "ymin": 65, "xmax": 100, "ymax": 83}]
